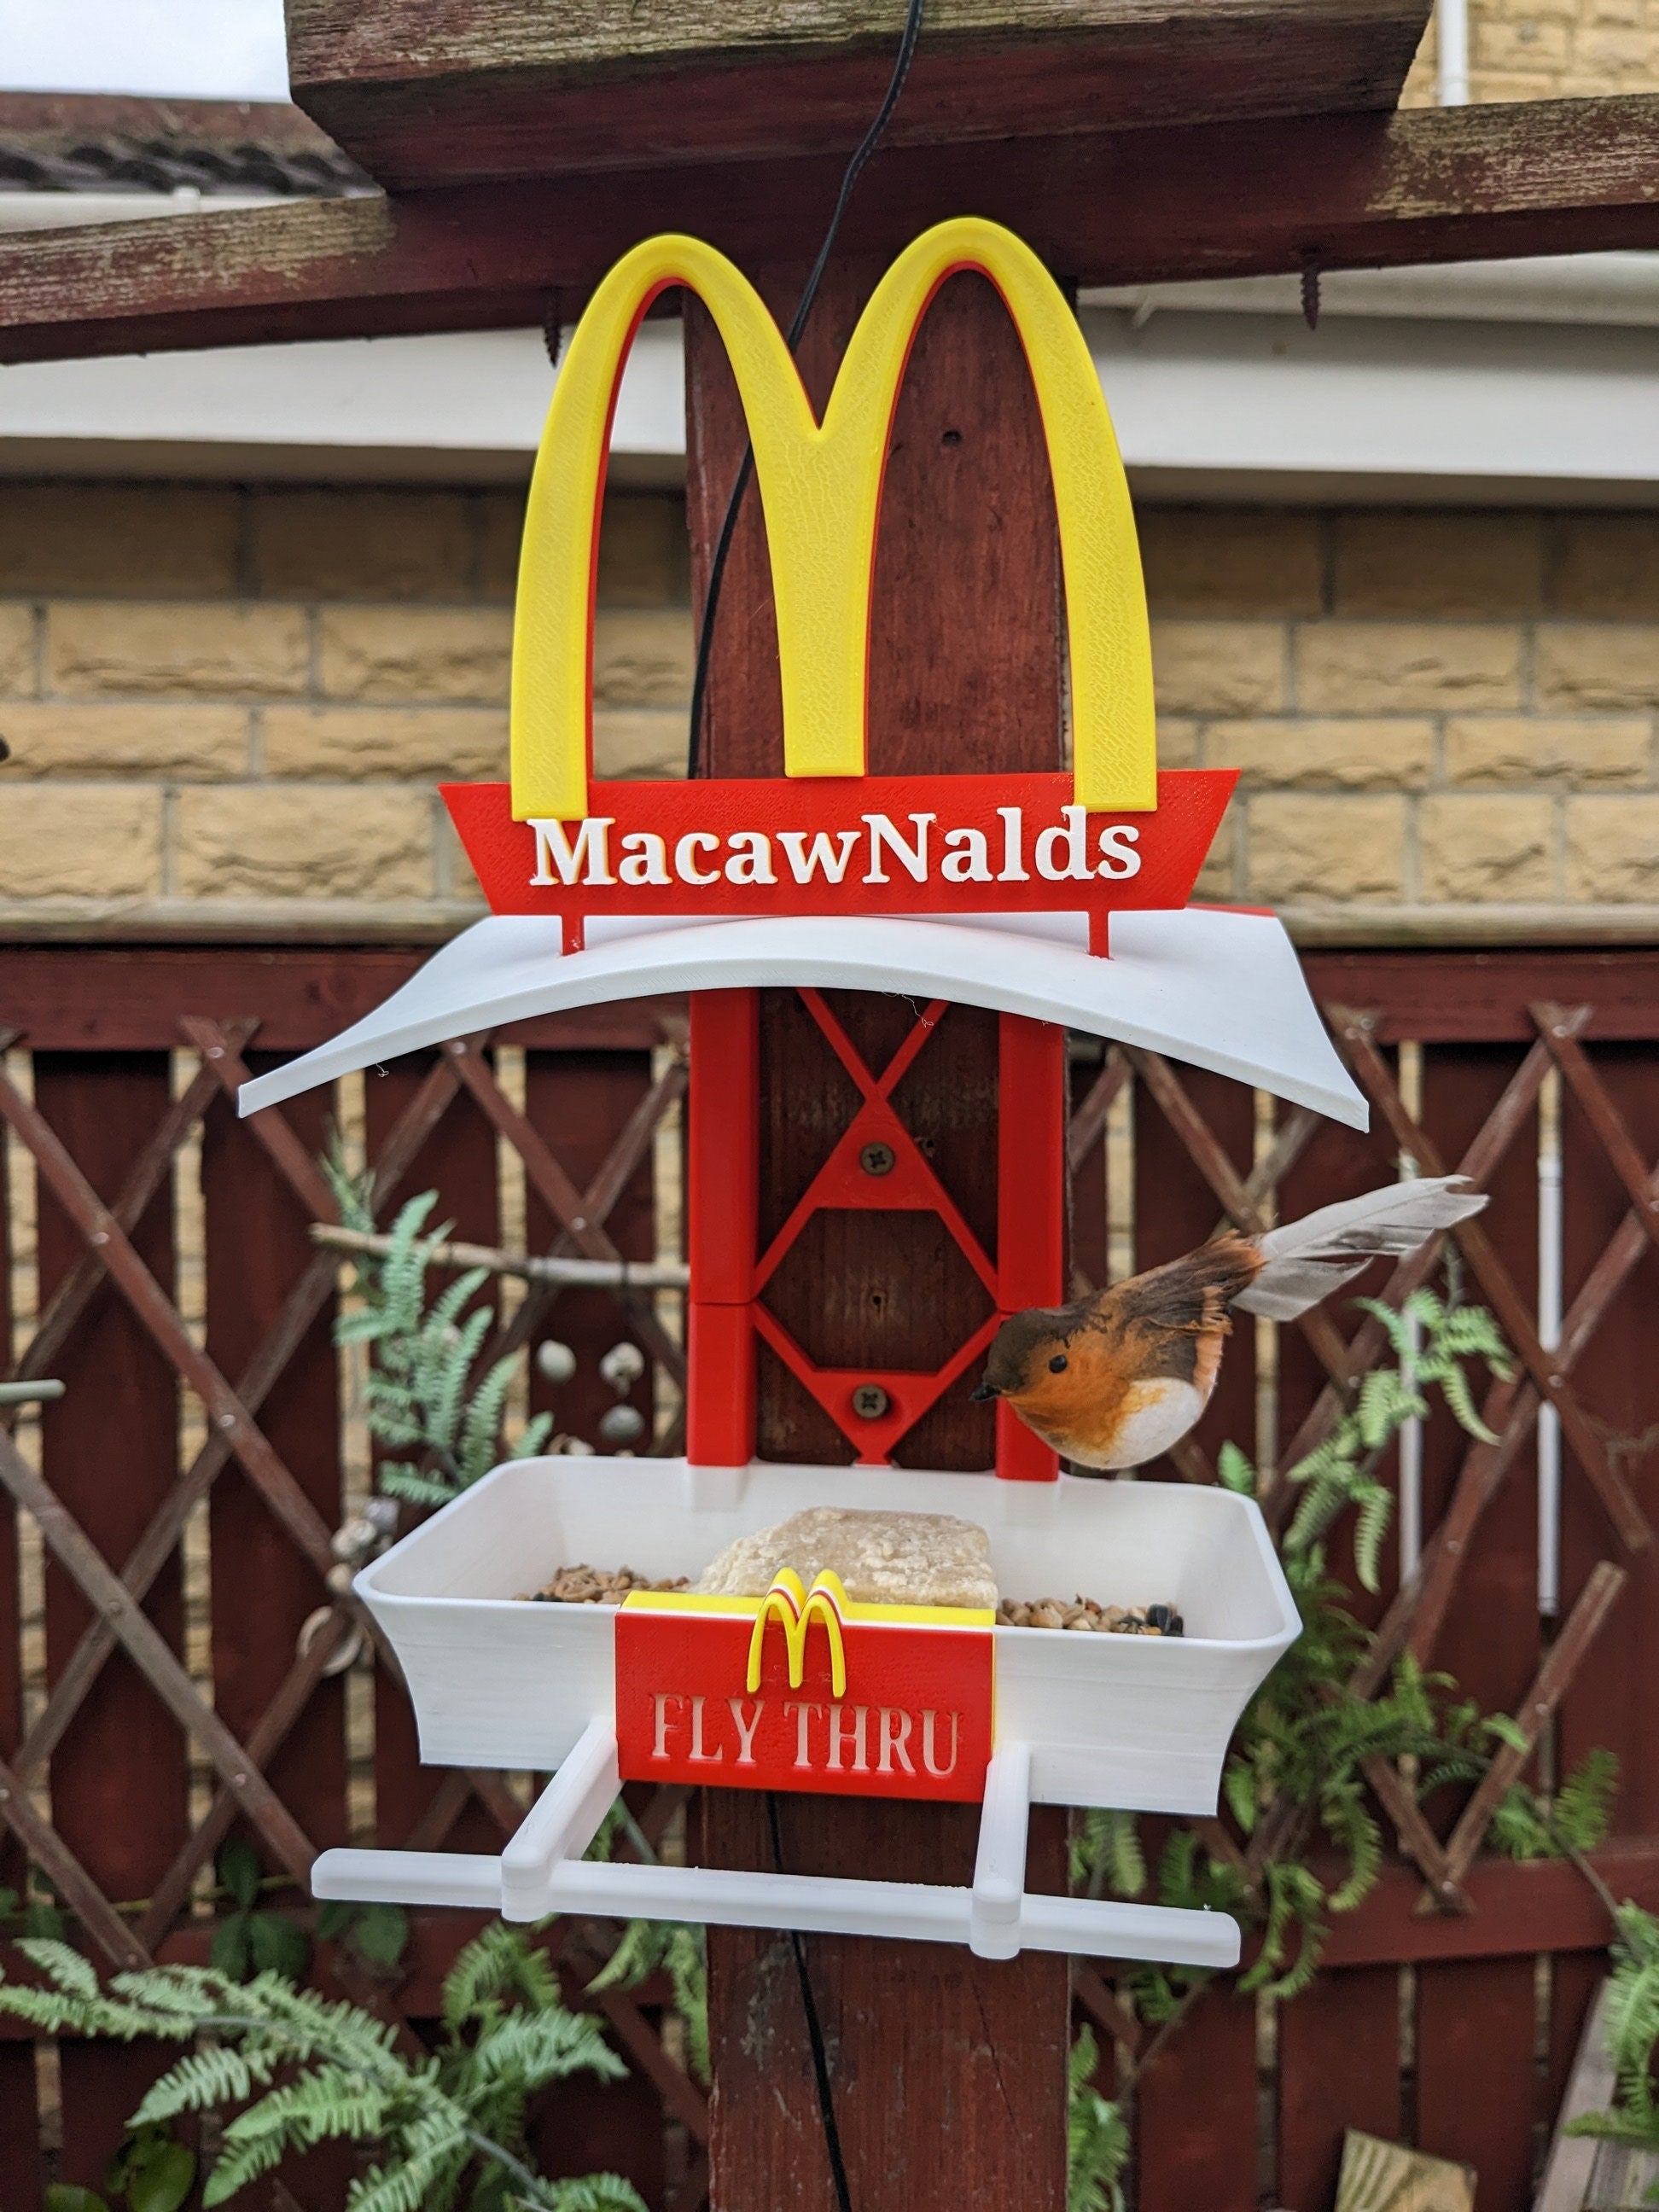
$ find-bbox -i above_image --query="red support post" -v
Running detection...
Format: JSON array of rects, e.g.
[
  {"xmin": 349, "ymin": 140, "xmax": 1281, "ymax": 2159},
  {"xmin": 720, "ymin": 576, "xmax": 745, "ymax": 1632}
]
[
  {"xmin": 996, "ymin": 1012, "xmax": 1067, "ymax": 1481},
  {"xmin": 687, "ymin": 988, "xmax": 759, "ymax": 1465}
]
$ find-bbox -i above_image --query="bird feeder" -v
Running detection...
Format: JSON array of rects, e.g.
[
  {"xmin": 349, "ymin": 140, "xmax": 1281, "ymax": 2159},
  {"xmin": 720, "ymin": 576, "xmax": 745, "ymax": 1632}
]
[{"xmin": 242, "ymin": 218, "xmax": 1366, "ymax": 1967}]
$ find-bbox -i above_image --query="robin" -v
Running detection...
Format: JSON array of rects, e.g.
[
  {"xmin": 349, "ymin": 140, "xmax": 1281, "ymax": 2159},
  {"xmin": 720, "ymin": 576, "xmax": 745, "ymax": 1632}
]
[{"xmin": 972, "ymin": 1176, "xmax": 1487, "ymax": 1470}]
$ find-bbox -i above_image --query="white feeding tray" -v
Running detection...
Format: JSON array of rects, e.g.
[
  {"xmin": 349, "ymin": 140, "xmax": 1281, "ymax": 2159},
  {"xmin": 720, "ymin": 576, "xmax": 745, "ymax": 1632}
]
[
  {"xmin": 315, "ymin": 1458, "xmax": 1295, "ymax": 1966},
  {"xmin": 355, "ymin": 1455, "xmax": 1295, "ymax": 1815}
]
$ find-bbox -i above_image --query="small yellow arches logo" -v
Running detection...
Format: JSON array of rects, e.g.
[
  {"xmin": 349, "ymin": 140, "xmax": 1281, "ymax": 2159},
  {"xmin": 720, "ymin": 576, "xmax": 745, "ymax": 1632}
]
[
  {"xmin": 510, "ymin": 218, "xmax": 1156, "ymax": 824},
  {"xmin": 746, "ymin": 1569, "xmax": 850, "ymax": 1698}
]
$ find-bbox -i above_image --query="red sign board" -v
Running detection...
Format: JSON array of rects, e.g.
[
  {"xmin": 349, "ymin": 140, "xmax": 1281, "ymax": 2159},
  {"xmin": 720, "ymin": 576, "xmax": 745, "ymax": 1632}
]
[
  {"xmin": 445, "ymin": 769, "xmax": 1235, "ymax": 936},
  {"xmin": 614, "ymin": 1598, "xmax": 994, "ymax": 1805}
]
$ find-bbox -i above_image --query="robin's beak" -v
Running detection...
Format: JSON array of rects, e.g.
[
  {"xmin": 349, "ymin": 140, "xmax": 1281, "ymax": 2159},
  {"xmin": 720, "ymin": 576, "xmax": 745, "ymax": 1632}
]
[{"xmin": 969, "ymin": 1381, "xmax": 997, "ymax": 1401}]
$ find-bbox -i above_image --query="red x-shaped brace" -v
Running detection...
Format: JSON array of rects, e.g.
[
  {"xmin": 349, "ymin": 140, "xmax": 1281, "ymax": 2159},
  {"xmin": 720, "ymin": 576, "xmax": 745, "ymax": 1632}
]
[{"xmin": 685, "ymin": 985, "xmax": 1064, "ymax": 1476}]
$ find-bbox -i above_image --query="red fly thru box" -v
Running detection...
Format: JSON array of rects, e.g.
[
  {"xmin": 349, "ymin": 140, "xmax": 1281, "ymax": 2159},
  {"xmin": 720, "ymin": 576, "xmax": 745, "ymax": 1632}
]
[{"xmin": 614, "ymin": 1573, "xmax": 995, "ymax": 1804}]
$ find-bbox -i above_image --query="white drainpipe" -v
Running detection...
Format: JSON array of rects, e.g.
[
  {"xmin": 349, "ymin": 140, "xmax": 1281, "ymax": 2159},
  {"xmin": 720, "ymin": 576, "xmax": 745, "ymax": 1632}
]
[
  {"xmin": 1538, "ymin": 1075, "xmax": 1563, "ymax": 1617},
  {"xmin": 1438, "ymin": 0, "xmax": 1471, "ymax": 106}
]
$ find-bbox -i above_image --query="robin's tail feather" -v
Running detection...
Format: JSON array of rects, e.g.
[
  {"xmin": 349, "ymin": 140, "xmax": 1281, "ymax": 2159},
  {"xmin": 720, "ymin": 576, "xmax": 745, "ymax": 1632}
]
[{"xmin": 1231, "ymin": 1175, "xmax": 1486, "ymax": 1322}]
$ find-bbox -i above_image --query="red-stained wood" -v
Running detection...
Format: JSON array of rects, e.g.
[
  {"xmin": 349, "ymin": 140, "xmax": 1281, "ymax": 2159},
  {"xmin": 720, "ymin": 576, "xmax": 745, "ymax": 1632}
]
[
  {"xmin": 524, "ymin": 1051, "xmax": 658, "ymax": 1451},
  {"xmin": 1416, "ymin": 1048, "xmax": 1540, "ymax": 1719},
  {"xmin": 1271, "ymin": 1069, "xmax": 1399, "ymax": 1617},
  {"xmin": 1415, "ymin": 1954, "xmax": 1540, "ymax": 2208},
  {"xmin": 204, "ymin": 1055, "xmax": 348, "ymax": 1869},
  {"xmin": 1277, "ymin": 1966, "xmax": 1402, "ymax": 2212},
  {"xmin": 364, "ymin": 1053, "xmax": 506, "ymax": 1858},
  {"xmin": 1136, "ymin": 1984, "xmax": 1259, "ymax": 2212},
  {"xmin": 1336, "ymin": 1018, "xmax": 1644, "ymax": 1555},
  {"xmin": 4, "ymin": 96, "xmax": 1659, "ymax": 363},
  {"xmin": 1302, "ymin": 952, "xmax": 1659, "ymax": 1045},
  {"xmin": 1069, "ymin": 1052, "xmax": 1112, "ymax": 1292},
  {"xmin": 692, "ymin": 259, "xmax": 1068, "ymax": 2209},
  {"xmin": 9, "ymin": 949, "xmax": 1657, "ymax": 1057},
  {"xmin": 532, "ymin": 2047, "xmax": 668, "ymax": 2207},
  {"xmin": 0, "ymin": 1046, "xmax": 23, "ymax": 1925},
  {"xmin": 55, "ymin": 2040, "xmax": 190, "ymax": 2201},
  {"xmin": 32, "ymin": 1056, "xmax": 189, "ymax": 2187},
  {"xmin": 0, "ymin": 1128, "xmax": 33, "ymax": 2212},
  {"xmin": 0, "ymin": 946, "xmax": 676, "ymax": 1055},
  {"xmin": 1132, "ymin": 1063, "xmax": 1256, "ymax": 1481},
  {"xmin": 0, "ymin": 2034, "xmax": 39, "ymax": 2208},
  {"xmin": 32, "ymin": 1056, "xmax": 191, "ymax": 1899},
  {"xmin": 1435, "ymin": 1561, "xmax": 1626, "ymax": 1900},
  {"xmin": 287, "ymin": 0, "xmax": 1427, "ymax": 191},
  {"xmin": 1557, "ymin": 1046, "xmax": 1659, "ymax": 1836},
  {"xmin": 1547, "ymin": 1951, "xmax": 1605, "ymax": 2150}
]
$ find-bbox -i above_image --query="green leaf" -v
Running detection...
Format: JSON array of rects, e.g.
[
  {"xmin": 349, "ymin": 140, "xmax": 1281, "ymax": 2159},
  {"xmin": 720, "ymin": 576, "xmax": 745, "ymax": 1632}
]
[
  {"xmin": 126, "ymin": 2138, "xmax": 195, "ymax": 2212},
  {"xmin": 24, "ymin": 1900, "xmax": 68, "ymax": 1941},
  {"xmin": 352, "ymin": 1902, "xmax": 410, "ymax": 1970},
  {"xmin": 247, "ymin": 1912, "xmax": 311, "ymax": 1983},
  {"xmin": 217, "ymin": 1839, "xmax": 263, "ymax": 1913},
  {"xmin": 210, "ymin": 1912, "xmax": 253, "ymax": 1982},
  {"xmin": 317, "ymin": 1899, "xmax": 356, "ymax": 1942},
  {"xmin": 45, "ymin": 2188, "xmax": 108, "ymax": 2212}
]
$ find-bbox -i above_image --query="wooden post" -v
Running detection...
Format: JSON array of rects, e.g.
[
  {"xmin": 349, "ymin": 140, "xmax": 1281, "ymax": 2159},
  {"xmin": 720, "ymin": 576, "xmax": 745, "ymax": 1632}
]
[{"xmin": 686, "ymin": 260, "xmax": 1071, "ymax": 2209}]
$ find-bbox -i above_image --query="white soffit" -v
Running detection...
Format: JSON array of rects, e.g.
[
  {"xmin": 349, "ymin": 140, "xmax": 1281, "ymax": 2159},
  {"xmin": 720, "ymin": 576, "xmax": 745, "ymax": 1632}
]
[
  {"xmin": 236, "ymin": 906, "xmax": 1368, "ymax": 1132},
  {"xmin": 1, "ymin": 253, "xmax": 1657, "ymax": 497}
]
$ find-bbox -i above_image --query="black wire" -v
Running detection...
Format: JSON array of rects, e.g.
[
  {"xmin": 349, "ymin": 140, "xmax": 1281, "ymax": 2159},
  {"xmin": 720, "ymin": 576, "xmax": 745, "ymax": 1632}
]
[
  {"xmin": 685, "ymin": 0, "xmax": 927, "ymax": 780},
  {"xmin": 767, "ymin": 1790, "xmax": 855, "ymax": 2212}
]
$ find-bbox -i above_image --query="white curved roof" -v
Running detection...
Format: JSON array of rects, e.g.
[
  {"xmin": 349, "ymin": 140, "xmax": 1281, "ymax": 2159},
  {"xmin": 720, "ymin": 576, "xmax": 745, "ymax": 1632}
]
[{"xmin": 237, "ymin": 905, "xmax": 1365, "ymax": 1128}]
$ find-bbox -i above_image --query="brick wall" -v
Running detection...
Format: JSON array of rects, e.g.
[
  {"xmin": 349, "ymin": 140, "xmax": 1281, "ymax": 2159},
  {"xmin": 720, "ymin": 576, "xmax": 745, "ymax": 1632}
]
[
  {"xmin": 1, "ymin": 483, "xmax": 1656, "ymax": 938},
  {"xmin": 0, "ymin": 481, "xmax": 689, "ymax": 922},
  {"xmin": 1143, "ymin": 507, "xmax": 1659, "ymax": 927},
  {"xmin": 1403, "ymin": 0, "xmax": 1659, "ymax": 103}
]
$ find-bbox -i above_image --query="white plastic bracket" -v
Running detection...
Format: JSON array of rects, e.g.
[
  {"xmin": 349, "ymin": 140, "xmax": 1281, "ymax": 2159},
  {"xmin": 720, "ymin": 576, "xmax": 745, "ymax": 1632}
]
[
  {"xmin": 970, "ymin": 1740, "xmax": 1031, "ymax": 1959},
  {"xmin": 311, "ymin": 1728, "xmax": 1240, "ymax": 1970},
  {"xmin": 498, "ymin": 1716, "xmax": 619, "ymax": 1921}
]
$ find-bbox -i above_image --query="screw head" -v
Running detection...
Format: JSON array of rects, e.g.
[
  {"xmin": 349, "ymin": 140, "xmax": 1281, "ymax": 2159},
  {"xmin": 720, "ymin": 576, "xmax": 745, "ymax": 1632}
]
[
  {"xmin": 859, "ymin": 1141, "xmax": 895, "ymax": 1177},
  {"xmin": 851, "ymin": 1382, "xmax": 889, "ymax": 1420}
]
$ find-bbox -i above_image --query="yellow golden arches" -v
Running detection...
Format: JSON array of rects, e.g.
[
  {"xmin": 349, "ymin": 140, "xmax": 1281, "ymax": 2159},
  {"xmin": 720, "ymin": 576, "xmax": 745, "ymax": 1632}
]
[
  {"xmin": 745, "ymin": 1570, "xmax": 849, "ymax": 1698},
  {"xmin": 510, "ymin": 218, "xmax": 1156, "ymax": 824}
]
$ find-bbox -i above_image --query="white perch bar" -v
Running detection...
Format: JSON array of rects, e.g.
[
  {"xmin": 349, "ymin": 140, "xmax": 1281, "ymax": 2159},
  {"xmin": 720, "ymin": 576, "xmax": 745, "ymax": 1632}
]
[{"xmin": 311, "ymin": 1725, "xmax": 1242, "ymax": 1968}]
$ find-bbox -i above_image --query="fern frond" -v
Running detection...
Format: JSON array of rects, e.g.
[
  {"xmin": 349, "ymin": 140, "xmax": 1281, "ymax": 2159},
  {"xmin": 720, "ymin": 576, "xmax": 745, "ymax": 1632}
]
[
  {"xmin": 1352, "ymin": 1483, "xmax": 1394, "ymax": 1595},
  {"xmin": 131, "ymin": 2043, "xmax": 259, "ymax": 2122},
  {"xmin": 473, "ymin": 2011, "xmax": 625, "ymax": 2091},
  {"xmin": 512, "ymin": 1411, "xmax": 556, "ymax": 1462},
  {"xmin": 1067, "ymin": 2026, "xmax": 1128, "ymax": 2212},
  {"xmin": 1216, "ymin": 1441, "xmax": 1257, "ymax": 1495},
  {"xmin": 378, "ymin": 1464, "xmax": 465, "ymax": 1507},
  {"xmin": 1435, "ymin": 1356, "xmax": 1499, "ymax": 1442},
  {"xmin": 17, "ymin": 1936, "xmax": 102, "ymax": 1998},
  {"xmin": 544, "ymin": 2178, "xmax": 653, "ymax": 2212},
  {"xmin": 200, "ymin": 2128, "xmax": 293, "ymax": 2206},
  {"xmin": 1352, "ymin": 1296, "xmax": 1412, "ymax": 1356},
  {"xmin": 461, "ymin": 1353, "xmax": 518, "ymax": 1483},
  {"xmin": 1554, "ymin": 1748, "xmax": 1620, "ymax": 1853}
]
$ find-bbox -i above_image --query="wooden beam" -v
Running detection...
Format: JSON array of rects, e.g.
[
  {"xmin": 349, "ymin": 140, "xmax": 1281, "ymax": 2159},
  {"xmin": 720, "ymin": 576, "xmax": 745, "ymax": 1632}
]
[
  {"xmin": 1315, "ymin": 1842, "xmax": 1647, "ymax": 1970},
  {"xmin": 285, "ymin": 0, "xmax": 1428, "ymax": 191},
  {"xmin": 3, "ymin": 95, "xmax": 1658, "ymax": 364},
  {"xmin": 690, "ymin": 257, "xmax": 1069, "ymax": 2209}
]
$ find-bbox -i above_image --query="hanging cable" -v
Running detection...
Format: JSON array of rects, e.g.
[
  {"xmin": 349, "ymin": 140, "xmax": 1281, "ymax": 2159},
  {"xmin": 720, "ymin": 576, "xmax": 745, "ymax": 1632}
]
[
  {"xmin": 685, "ymin": 0, "xmax": 926, "ymax": 779},
  {"xmin": 767, "ymin": 1791, "xmax": 855, "ymax": 2212}
]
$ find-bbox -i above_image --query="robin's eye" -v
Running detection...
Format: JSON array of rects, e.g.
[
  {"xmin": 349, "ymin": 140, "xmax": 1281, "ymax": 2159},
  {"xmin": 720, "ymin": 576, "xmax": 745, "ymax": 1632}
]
[{"xmin": 1048, "ymin": 1353, "xmax": 1068, "ymax": 1374}]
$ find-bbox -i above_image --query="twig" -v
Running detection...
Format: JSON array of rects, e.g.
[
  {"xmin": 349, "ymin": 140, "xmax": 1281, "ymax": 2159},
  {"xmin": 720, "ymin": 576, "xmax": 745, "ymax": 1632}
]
[
  {"xmin": 311, "ymin": 1222, "xmax": 688, "ymax": 1293},
  {"xmin": 0, "ymin": 1379, "xmax": 64, "ymax": 1406}
]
